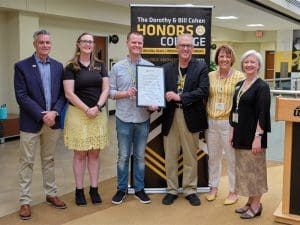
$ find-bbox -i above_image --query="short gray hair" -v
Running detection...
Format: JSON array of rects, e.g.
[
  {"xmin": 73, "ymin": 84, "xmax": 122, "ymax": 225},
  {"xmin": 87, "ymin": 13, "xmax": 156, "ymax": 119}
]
[
  {"xmin": 240, "ymin": 50, "xmax": 263, "ymax": 73},
  {"xmin": 176, "ymin": 33, "xmax": 193, "ymax": 46},
  {"xmin": 33, "ymin": 29, "xmax": 51, "ymax": 41}
]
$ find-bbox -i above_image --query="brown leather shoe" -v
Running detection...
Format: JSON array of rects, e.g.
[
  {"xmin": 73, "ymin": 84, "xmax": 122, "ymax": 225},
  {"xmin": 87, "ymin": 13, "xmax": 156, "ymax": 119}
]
[
  {"xmin": 19, "ymin": 204, "xmax": 31, "ymax": 220},
  {"xmin": 46, "ymin": 195, "xmax": 67, "ymax": 209}
]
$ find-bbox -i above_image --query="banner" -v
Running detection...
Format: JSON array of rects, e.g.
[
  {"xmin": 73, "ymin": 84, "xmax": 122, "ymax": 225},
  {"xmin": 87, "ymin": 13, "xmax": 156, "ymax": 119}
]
[
  {"xmin": 131, "ymin": 4, "xmax": 212, "ymax": 66},
  {"xmin": 130, "ymin": 5, "xmax": 211, "ymax": 192},
  {"xmin": 292, "ymin": 30, "xmax": 300, "ymax": 73}
]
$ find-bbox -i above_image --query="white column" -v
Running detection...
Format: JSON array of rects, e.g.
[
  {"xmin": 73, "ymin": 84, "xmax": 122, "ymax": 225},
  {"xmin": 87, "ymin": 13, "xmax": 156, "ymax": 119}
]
[{"xmin": 276, "ymin": 30, "xmax": 293, "ymax": 51}]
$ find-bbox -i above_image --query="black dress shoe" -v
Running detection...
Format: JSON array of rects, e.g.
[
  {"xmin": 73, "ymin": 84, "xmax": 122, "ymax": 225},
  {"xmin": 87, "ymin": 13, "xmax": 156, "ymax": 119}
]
[
  {"xmin": 162, "ymin": 193, "xmax": 178, "ymax": 205},
  {"xmin": 185, "ymin": 193, "xmax": 201, "ymax": 206}
]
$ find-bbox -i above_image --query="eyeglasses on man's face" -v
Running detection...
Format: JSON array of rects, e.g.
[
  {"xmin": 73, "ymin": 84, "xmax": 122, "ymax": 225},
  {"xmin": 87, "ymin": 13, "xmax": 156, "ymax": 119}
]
[
  {"xmin": 178, "ymin": 44, "xmax": 193, "ymax": 49},
  {"xmin": 79, "ymin": 40, "xmax": 94, "ymax": 45}
]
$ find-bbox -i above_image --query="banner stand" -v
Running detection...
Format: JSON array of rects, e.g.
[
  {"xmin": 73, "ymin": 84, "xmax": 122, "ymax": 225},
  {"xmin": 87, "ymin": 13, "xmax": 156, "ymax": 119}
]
[
  {"xmin": 128, "ymin": 187, "xmax": 210, "ymax": 194},
  {"xmin": 130, "ymin": 4, "xmax": 213, "ymax": 194}
]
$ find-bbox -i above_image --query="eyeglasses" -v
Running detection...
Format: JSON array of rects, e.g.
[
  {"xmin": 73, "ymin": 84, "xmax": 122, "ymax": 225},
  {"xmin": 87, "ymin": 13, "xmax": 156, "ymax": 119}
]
[
  {"xmin": 178, "ymin": 44, "xmax": 193, "ymax": 49},
  {"xmin": 79, "ymin": 40, "xmax": 94, "ymax": 45}
]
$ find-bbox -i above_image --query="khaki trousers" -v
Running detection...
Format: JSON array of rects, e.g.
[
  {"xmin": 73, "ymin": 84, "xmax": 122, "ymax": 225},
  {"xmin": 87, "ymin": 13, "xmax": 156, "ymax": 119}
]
[
  {"xmin": 163, "ymin": 108, "xmax": 199, "ymax": 196},
  {"xmin": 18, "ymin": 125, "xmax": 61, "ymax": 205}
]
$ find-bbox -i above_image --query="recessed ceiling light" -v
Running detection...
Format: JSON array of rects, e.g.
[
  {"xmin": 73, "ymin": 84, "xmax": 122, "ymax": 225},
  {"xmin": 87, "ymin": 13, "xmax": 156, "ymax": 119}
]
[
  {"xmin": 215, "ymin": 16, "xmax": 238, "ymax": 20},
  {"xmin": 246, "ymin": 24, "xmax": 265, "ymax": 27}
]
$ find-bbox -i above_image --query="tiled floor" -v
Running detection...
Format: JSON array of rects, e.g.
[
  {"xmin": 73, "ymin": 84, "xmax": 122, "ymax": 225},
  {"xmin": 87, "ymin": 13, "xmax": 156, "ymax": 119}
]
[
  {"xmin": 0, "ymin": 96, "xmax": 285, "ymax": 217},
  {"xmin": 0, "ymin": 115, "xmax": 118, "ymax": 217}
]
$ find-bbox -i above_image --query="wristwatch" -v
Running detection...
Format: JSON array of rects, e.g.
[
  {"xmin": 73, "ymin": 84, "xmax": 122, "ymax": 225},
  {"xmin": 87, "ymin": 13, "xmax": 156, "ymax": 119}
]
[
  {"xmin": 255, "ymin": 132, "xmax": 263, "ymax": 137},
  {"xmin": 96, "ymin": 104, "xmax": 103, "ymax": 112}
]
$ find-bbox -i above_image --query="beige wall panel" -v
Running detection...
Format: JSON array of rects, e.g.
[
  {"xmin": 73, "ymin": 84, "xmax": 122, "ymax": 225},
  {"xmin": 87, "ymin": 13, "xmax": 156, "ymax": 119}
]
[
  {"xmin": 0, "ymin": 12, "xmax": 8, "ymax": 107},
  {"xmin": 0, "ymin": 0, "xmax": 130, "ymax": 26},
  {"xmin": 232, "ymin": 42, "xmax": 260, "ymax": 70},
  {"xmin": 5, "ymin": 12, "xmax": 20, "ymax": 114},
  {"xmin": 212, "ymin": 26, "xmax": 244, "ymax": 42},
  {"xmin": 19, "ymin": 13, "xmax": 39, "ymax": 59},
  {"xmin": 210, "ymin": 41, "xmax": 269, "ymax": 74},
  {"xmin": 0, "ymin": 0, "xmax": 26, "ymax": 9},
  {"xmin": 46, "ymin": 0, "xmax": 129, "ymax": 25},
  {"xmin": 39, "ymin": 16, "xmax": 130, "ymax": 67},
  {"xmin": 27, "ymin": 0, "xmax": 47, "ymax": 12},
  {"xmin": 243, "ymin": 30, "xmax": 277, "ymax": 42}
]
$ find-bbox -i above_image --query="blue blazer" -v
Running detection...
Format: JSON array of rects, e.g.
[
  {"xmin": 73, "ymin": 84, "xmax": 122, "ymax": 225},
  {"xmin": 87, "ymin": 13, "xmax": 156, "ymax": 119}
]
[{"xmin": 14, "ymin": 54, "xmax": 65, "ymax": 132}]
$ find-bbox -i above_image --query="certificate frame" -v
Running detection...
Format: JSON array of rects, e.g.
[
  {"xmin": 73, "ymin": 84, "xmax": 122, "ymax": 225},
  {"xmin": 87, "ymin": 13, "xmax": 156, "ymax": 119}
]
[{"xmin": 136, "ymin": 64, "xmax": 165, "ymax": 108}]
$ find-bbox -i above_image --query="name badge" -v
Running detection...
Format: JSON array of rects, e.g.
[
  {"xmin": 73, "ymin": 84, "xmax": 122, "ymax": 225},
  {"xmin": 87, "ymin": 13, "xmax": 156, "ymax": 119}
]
[
  {"xmin": 232, "ymin": 112, "xmax": 238, "ymax": 123},
  {"xmin": 215, "ymin": 103, "xmax": 225, "ymax": 111}
]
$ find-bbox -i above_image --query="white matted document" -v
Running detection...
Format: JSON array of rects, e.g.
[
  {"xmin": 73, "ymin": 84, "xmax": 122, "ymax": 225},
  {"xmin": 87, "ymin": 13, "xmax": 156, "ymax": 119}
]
[{"xmin": 136, "ymin": 65, "xmax": 165, "ymax": 108}]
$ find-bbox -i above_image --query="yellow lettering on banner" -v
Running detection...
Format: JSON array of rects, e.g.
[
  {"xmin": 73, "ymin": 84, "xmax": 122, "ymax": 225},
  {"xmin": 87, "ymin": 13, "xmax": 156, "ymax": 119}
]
[
  {"xmin": 137, "ymin": 24, "xmax": 147, "ymax": 35},
  {"xmin": 186, "ymin": 25, "xmax": 193, "ymax": 34},
  {"xmin": 142, "ymin": 48, "xmax": 206, "ymax": 55},
  {"xmin": 137, "ymin": 24, "xmax": 194, "ymax": 36},
  {"xmin": 157, "ymin": 25, "xmax": 166, "ymax": 35},
  {"xmin": 177, "ymin": 26, "xmax": 185, "ymax": 35}
]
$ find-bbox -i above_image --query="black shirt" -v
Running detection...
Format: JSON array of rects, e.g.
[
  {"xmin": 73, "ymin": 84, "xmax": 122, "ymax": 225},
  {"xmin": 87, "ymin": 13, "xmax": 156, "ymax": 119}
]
[
  {"xmin": 229, "ymin": 78, "xmax": 271, "ymax": 149},
  {"xmin": 63, "ymin": 62, "xmax": 107, "ymax": 107}
]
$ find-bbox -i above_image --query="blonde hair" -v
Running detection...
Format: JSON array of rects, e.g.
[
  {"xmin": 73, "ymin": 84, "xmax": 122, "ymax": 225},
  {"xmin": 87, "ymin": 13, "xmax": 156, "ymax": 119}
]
[{"xmin": 67, "ymin": 32, "xmax": 100, "ymax": 71}]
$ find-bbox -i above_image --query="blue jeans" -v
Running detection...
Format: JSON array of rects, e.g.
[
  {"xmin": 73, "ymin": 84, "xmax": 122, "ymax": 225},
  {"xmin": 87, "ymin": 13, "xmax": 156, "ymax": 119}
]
[{"xmin": 116, "ymin": 117, "xmax": 150, "ymax": 192}]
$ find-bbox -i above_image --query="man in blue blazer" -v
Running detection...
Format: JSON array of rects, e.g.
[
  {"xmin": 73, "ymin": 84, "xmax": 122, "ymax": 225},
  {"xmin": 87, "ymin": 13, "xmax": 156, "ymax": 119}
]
[
  {"xmin": 14, "ymin": 29, "xmax": 67, "ymax": 220},
  {"xmin": 162, "ymin": 33, "xmax": 209, "ymax": 206}
]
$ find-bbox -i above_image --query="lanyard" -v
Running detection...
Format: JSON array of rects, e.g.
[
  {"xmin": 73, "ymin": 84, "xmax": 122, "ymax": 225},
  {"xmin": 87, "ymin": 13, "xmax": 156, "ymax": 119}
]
[
  {"xmin": 236, "ymin": 76, "xmax": 258, "ymax": 110},
  {"xmin": 177, "ymin": 65, "xmax": 186, "ymax": 93},
  {"xmin": 125, "ymin": 58, "xmax": 136, "ymax": 85}
]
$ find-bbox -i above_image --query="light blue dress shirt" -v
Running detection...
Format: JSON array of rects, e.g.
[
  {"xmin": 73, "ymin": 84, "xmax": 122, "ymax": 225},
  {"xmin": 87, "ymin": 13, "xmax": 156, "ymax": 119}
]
[
  {"xmin": 34, "ymin": 54, "xmax": 51, "ymax": 111},
  {"xmin": 109, "ymin": 56, "xmax": 153, "ymax": 123}
]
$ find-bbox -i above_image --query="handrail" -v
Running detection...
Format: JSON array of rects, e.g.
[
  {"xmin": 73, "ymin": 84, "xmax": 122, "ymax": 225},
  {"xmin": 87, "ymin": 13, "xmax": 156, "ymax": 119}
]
[
  {"xmin": 265, "ymin": 78, "xmax": 293, "ymax": 82},
  {"xmin": 271, "ymin": 89, "xmax": 300, "ymax": 98},
  {"xmin": 265, "ymin": 77, "xmax": 300, "ymax": 82},
  {"xmin": 266, "ymin": 77, "xmax": 300, "ymax": 92}
]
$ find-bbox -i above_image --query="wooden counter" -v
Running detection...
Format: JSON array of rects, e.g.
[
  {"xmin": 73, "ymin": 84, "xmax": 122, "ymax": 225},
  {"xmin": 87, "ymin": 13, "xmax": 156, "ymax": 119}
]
[{"xmin": 0, "ymin": 114, "xmax": 20, "ymax": 144}]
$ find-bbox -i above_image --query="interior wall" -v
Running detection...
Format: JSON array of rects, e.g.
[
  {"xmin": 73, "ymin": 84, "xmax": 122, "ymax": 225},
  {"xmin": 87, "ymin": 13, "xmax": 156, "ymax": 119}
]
[
  {"xmin": 0, "ymin": 12, "xmax": 8, "ymax": 107},
  {"xmin": 211, "ymin": 41, "xmax": 275, "ymax": 76},
  {"xmin": 0, "ymin": 0, "xmax": 130, "ymax": 26},
  {"xmin": 39, "ymin": 16, "xmax": 129, "ymax": 67},
  {"xmin": 7, "ymin": 13, "xmax": 20, "ymax": 114},
  {"xmin": 0, "ymin": 4, "xmax": 281, "ymax": 115}
]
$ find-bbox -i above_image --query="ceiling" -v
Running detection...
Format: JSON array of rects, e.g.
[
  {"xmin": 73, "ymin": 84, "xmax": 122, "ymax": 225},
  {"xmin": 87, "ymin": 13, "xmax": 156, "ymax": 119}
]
[{"xmin": 96, "ymin": 0, "xmax": 300, "ymax": 31}]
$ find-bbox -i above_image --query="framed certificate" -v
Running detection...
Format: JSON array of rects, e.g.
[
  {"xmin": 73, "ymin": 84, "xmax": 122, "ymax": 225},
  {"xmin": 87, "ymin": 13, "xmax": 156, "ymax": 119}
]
[{"xmin": 136, "ymin": 65, "xmax": 165, "ymax": 108}]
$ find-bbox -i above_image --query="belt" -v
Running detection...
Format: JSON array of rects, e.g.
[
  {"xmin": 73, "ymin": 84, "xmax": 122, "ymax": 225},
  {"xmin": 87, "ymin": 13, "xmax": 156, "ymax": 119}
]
[{"xmin": 175, "ymin": 104, "xmax": 183, "ymax": 109}]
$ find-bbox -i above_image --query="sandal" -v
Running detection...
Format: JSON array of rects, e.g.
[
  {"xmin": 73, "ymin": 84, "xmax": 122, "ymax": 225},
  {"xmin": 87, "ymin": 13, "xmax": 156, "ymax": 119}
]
[
  {"xmin": 240, "ymin": 204, "xmax": 263, "ymax": 219},
  {"xmin": 235, "ymin": 203, "xmax": 250, "ymax": 214}
]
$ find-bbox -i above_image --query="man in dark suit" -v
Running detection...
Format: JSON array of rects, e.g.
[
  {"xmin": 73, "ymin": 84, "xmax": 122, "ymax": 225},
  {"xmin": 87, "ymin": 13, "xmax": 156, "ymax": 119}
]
[
  {"xmin": 14, "ymin": 29, "xmax": 66, "ymax": 220},
  {"xmin": 162, "ymin": 33, "xmax": 209, "ymax": 206}
]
